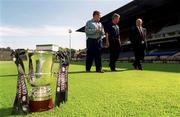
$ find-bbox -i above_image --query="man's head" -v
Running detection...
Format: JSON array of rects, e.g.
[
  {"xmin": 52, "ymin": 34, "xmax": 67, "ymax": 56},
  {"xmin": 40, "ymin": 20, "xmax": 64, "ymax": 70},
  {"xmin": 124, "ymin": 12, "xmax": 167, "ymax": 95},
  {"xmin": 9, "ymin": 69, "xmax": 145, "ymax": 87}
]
[
  {"xmin": 93, "ymin": 10, "xmax": 101, "ymax": 22},
  {"xmin": 112, "ymin": 13, "xmax": 120, "ymax": 24},
  {"xmin": 136, "ymin": 18, "xmax": 143, "ymax": 27}
]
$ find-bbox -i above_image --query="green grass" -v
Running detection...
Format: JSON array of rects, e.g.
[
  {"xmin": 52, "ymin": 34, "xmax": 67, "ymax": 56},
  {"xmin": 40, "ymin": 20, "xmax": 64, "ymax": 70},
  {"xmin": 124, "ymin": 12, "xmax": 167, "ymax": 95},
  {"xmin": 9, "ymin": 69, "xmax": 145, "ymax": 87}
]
[{"xmin": 0, "ymin": 61, "xmax": 180, "ymax": 117}]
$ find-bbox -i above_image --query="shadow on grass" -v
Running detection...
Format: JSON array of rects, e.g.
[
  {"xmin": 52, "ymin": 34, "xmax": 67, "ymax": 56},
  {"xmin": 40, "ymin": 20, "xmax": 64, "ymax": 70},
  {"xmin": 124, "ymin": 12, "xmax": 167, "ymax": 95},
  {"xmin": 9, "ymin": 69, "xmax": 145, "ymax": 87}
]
[
  {"xmin": 0, "ymin": 74, "xmax": 17, "ymax": 78},
  {"xmin": 69, "ymin": 69, "xmax": 131, "ymax": 74},
  {"xmin": 0, "ymin": 107, "xmax": 13, "ymax": 117},
  {"xmin": 71, "ymin": 61, "xmax": 180, "ymax": 73}
]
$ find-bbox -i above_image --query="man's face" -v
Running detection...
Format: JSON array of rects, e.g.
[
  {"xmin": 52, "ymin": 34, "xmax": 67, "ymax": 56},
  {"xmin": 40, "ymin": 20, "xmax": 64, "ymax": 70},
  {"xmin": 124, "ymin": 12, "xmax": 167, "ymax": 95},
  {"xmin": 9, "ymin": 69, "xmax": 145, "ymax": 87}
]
[
  {"xmin": 114, "ymin": 17, "xmax": 120, "ymax": 24},
  {"xmin": 136, "ymin": 19, "xmax": 143, "ymax": 27},
  {"xmin": 94, "ymin": 14, "xmax": 101, "ymax": 22}
]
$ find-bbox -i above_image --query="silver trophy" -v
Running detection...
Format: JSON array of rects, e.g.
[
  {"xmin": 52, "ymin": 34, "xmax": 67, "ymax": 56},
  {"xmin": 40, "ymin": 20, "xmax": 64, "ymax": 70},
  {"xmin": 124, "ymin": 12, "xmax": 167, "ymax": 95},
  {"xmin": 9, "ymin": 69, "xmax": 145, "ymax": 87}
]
[{"xmin": 12, "ymin": 45, "xmax": 69, "ymax": 115}]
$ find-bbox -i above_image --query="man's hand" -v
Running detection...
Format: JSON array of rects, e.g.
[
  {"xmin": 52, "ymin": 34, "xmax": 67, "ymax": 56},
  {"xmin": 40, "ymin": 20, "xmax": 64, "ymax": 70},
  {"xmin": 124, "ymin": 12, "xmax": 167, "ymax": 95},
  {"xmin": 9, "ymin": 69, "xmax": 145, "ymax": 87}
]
[
  {"xmin": 104, "ymin": 43, "xmax": 109, "ymax": 48},
  {"xmin": 118, "ymin": 38, "xmax": 121, "ymax": 46},
  {"xmin": 96, "ymin": 28, "xmax": 102, "ymax": 33},
  {"xmin": 104, "ymin": 33, "xmax": 109, "ymax": 48}
]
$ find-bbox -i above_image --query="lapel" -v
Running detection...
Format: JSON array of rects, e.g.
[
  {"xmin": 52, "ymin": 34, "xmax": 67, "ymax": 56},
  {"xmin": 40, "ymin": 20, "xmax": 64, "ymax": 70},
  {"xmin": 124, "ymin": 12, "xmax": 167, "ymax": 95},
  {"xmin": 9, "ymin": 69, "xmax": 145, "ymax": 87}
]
[{"xmin": 138, "ymin": 27, "xmax": 145, "ymax": 38}]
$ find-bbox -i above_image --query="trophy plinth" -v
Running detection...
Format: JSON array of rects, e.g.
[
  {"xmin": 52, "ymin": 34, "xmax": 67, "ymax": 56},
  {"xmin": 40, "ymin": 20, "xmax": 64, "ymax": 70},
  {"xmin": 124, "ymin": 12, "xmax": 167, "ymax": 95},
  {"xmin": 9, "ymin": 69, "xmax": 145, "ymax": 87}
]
[{"xmin": 29, "ymin": 84, "xmax": 53, "ymax": 112}]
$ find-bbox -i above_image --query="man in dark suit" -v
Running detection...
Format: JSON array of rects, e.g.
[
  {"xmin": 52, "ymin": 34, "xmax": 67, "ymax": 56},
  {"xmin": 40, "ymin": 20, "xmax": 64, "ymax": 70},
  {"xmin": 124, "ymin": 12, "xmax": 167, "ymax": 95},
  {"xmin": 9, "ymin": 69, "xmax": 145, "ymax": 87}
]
[
  {"xmin": 105, "ymin": 13, "xmax": 121, "ymax": 71},
  {"xmin": 129, "ymin": 18, "xmax": 147, "ymax": 70}
]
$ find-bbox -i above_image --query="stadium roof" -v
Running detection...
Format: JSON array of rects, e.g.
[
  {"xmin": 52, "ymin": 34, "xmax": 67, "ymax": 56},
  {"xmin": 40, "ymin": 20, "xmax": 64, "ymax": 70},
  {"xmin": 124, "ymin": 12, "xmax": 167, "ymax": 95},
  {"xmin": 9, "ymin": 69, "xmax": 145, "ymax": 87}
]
[{"xmin": 77, "ymin": 0, "xmax": 179, "ymax": 42}]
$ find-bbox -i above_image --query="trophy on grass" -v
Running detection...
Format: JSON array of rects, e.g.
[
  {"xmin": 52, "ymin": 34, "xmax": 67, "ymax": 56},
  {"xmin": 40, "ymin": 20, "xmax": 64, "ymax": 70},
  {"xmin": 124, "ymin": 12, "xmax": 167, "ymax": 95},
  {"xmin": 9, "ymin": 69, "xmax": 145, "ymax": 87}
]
[{"xmin": 11, "ymin": 45, "xmax": 69, "ymax": 115}]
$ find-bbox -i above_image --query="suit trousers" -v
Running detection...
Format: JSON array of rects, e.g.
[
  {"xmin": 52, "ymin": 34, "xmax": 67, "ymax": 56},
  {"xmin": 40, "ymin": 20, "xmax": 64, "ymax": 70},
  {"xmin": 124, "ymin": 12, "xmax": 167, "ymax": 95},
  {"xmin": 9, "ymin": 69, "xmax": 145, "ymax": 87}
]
[
  {"xmin": 133, "ymin": 43, "xmax": 146, "ymax": 69},
  {"xmin": 86, "ymin": 38, "xmax": 102, "ymax": 71},
  {"xmin": 109, "ymin": 39, "xmax": 121, "ymax": 70}
]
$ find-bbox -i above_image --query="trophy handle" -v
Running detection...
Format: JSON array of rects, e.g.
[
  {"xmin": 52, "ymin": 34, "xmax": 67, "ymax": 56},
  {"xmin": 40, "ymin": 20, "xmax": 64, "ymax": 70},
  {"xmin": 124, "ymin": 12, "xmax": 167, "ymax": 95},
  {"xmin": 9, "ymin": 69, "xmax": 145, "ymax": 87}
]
[
  {"xmin": 11, "ymin": 49, "xmax": 30, "ymax": 115},
  {"xmin": 27, "ymin": 53, "xmax": 35, "ymax": 84},
  {"xmin": 55, "ymin": 50, "xmax": 69, "ymax": 107}
]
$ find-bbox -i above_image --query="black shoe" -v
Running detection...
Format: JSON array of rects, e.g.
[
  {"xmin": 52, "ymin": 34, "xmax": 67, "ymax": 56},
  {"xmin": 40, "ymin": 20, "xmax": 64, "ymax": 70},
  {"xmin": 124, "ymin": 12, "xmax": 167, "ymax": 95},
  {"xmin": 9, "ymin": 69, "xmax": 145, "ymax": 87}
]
[
  {"xmin": 110, "ymin": 66, "xmax": 116, "ymax": 71},
  {"xmin": 111, "ymin": 69, "xmax": 117, "ymax": 71},
  {"xmin": 96, "ymin": 70, "xmax": 104, "ymax": 73},
  {"xmin": 86, "ymin": 70, "xmax": 91, "ymax": 72},
  {"xmin": 138, "ymin": 67, "xmax": 143, "ymax": 70},
  {"xmin": 137, "ymin": 65, "xmax": 143, "ymax": 70},
  {"xmin": 132, "ymin": 64, "xmax": 138, "ymax": 70}
]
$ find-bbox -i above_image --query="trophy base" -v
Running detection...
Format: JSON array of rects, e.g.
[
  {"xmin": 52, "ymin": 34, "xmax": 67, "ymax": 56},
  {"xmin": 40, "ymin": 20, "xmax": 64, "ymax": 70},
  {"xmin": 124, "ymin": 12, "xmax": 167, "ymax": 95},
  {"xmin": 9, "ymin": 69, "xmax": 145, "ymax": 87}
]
[{"xmin": 29, "ymin": 99, "xmax": 53, "ymax": 112}]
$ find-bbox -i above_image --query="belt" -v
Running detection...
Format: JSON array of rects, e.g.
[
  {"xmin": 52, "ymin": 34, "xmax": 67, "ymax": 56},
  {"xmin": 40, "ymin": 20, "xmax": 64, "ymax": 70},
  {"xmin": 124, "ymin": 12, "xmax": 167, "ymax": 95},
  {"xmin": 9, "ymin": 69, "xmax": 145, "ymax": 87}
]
[
  {"xmin": 88, "ymin": 37, "xmax": 101, "ymax": 40},
  {"xmin": 111, "ymin": 37, "xmax": 119, "ymax": 40}
]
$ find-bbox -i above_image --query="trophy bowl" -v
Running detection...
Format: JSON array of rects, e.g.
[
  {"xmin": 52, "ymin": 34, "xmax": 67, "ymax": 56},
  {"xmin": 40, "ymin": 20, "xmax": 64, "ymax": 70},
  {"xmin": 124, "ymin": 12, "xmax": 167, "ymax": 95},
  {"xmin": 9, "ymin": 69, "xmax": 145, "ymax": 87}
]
[{"xmin": 27, "ymin": 50, "xmax": 54, "ymax": 112}]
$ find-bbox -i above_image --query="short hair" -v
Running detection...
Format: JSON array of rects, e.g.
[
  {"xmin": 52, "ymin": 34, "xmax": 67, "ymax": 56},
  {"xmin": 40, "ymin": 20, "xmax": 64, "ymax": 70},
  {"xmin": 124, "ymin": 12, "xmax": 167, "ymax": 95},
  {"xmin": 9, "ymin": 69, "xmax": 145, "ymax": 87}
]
[
  {"xmin": 93, "ymin": 10, "xmax": 100, "ymax": 16},
  {"xmin": 136, "ymin": 18, "xmax": 143, "ymax": 23},
  {"xmin": 112, "ymin": 13, "xmax": 120, "ymax": 19}
]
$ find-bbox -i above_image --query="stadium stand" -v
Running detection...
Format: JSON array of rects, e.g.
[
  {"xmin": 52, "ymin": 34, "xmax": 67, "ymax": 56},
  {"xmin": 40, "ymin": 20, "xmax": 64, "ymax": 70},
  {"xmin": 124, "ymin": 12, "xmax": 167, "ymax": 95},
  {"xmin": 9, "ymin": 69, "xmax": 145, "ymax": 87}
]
[{"xmin": 77, "ymin": 0, "xmax": 180, "ymax": 63}]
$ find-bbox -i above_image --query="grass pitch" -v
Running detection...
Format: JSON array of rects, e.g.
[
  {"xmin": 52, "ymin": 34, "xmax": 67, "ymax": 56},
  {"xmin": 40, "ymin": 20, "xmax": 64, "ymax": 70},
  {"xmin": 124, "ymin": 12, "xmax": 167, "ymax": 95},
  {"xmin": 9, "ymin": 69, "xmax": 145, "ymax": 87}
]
[{"xmin": 0, "ymin": 61, "xmax": 180, "ymax": 117}]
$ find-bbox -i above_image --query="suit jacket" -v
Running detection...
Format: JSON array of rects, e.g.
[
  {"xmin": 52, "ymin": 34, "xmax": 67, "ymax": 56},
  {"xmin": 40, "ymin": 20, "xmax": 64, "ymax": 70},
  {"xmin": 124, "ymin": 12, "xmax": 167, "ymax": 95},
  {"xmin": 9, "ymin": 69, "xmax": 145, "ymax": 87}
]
[{"xmin": 130, "ymin": 26, "xmax": 147, "ymax": 48}]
